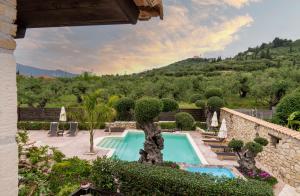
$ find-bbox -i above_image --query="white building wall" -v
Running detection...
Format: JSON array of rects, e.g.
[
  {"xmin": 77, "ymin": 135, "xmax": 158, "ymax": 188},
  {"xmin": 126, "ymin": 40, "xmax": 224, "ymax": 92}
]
[{"xmin": 0, "ymin": 0, "xmax": 18, "ymax": 195}]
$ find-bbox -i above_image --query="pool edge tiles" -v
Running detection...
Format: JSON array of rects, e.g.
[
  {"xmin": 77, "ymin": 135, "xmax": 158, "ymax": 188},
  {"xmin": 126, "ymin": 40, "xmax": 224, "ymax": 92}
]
[{"xmin": 94, "ymin": 130, "xmax": 208, "ymax": 165}]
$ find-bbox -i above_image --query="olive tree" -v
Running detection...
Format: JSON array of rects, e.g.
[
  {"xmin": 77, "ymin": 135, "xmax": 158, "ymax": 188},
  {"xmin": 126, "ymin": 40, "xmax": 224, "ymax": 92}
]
[
  {"xmin": 135, "ymin": 98, "xmax": 163, "ymax": 164},
  {"xmin": 228, "ymin": 137, "xmax": 268, "ymax": 175}
]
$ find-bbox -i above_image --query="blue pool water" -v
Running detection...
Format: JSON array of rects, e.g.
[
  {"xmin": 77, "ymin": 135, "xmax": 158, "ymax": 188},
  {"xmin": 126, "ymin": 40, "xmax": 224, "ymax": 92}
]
[
  {"xmin": 97, "ymin": 131, "xmax": 201, "ymax": 165},
  {"xmin": 186, "ymin": 167, "xmax": 235, "ymax": 178}
]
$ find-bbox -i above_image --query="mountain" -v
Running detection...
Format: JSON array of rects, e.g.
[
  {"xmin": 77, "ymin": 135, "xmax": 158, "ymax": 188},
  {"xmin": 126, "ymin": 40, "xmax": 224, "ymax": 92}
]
[{"xmin": 16, "ymin": 64, "xmax": 78, "ymax": 78}]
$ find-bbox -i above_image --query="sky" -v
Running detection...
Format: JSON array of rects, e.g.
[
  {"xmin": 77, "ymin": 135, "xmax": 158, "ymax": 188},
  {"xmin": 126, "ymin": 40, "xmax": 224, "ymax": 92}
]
[{"xmin": 15, "ymin": 0, "xmax": 300, "ymax": 75}]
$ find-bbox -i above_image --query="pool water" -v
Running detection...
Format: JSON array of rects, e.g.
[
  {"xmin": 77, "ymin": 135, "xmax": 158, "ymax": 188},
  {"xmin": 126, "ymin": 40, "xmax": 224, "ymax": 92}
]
[
  {"xmin": 186, "ymin": 167, "xmax": 235, "ymax": 178},
  {"xmin": 97, "ymin": 131, "xmax": 201, "ymax": 165}
]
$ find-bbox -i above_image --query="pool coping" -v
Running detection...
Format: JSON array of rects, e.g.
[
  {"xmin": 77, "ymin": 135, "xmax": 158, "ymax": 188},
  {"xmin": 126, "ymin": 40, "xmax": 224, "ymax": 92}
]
[{"xmin": 94, "ymin": 129, "xmax": 209, "ymax": 165}]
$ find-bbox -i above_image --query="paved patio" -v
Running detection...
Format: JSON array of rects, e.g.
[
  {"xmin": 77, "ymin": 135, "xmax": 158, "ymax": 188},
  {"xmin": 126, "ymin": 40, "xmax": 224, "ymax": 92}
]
[
  {"xmin": 27, "ymin": 129, "xmax": 296, "ymax": 195},
  {"xmin": 28, "ymin": 129, "xmax": 237, "ymax": 166}
]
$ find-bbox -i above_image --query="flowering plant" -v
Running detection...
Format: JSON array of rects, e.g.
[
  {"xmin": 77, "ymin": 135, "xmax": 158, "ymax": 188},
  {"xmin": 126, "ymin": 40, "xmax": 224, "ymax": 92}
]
[{"xmin": 246, "ymin": 169, "xmax": 277, "ymax": 186}]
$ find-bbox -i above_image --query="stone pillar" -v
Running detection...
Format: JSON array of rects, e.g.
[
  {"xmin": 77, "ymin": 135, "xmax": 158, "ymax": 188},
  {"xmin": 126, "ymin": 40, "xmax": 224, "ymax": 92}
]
[{"xmin": 0, "ymin": 0, "xmax": 18, "ymax": 195}]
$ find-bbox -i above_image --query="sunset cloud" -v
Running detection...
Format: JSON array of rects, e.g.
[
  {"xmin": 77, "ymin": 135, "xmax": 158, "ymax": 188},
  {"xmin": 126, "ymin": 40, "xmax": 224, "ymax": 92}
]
[{"xmin": 15, "ymin": 0, "xmax": 256, "ymax": 75}]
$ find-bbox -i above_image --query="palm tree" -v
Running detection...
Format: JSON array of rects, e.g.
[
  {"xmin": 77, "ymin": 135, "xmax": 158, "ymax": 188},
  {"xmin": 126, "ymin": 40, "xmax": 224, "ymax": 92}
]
[{"xmin": 73, "ymin": 90, "xmax": 114, "ymax": 153}]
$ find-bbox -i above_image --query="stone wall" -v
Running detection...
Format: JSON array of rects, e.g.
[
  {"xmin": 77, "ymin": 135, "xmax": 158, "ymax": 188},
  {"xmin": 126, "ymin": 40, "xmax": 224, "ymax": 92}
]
[
  {"xmin": 106, "ymin": 121, "xmax": 137, "ymax": 129},
  {"xmin": 221, "ymin": 108, "xmax": 300, "ymax": 188},
  {"xmin": 0, "ymin": 0, "xmax": 18, "ymax": 195}
]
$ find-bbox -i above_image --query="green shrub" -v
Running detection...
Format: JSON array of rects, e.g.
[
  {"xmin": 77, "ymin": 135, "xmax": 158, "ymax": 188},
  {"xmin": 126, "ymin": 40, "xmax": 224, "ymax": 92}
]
[
  {"xmin": 207, "ymin": 96, "xmax": 224, "ymax": 111},
  {"xmin": 194, "ymin": 121, "xmax": 207, "ymax": 130},
  {"xmin": 135, "ymin": 98, "xmax": 162, "ymax": 123},
  {"xmin": 254, "ymin": 137, "xmax": 269, "ymax": 146},
  {"xmin": 189, "ymin": 94, "xmax": 203, "ymax": 103},
  {"xmin": 205, "ymin": 87, "xmax": 223, "ymax": 99},
  {"xmin": 91, "ymin": 158, "xmax": 274, "ymax": 195},
  {"xmin": 57, "ymin": 184, "xmax": 79, "ymax": 196},
  {"xmin": 114, "ymin": 97, "xmax": 135, "ymax": 121},
  {"xmin": 245, "ymin": 142, "xmax": 263, "ymax": 154},
  {"xmin": 49, "ymin": 157, "xmax": 91, "ymax": 194},
  {"xmin": 161, "ymin": 98, "xmax": 179, "ymax": 112},
  {"xmin": 195, "ymin": 100, "xmax": 206, "ymax": 109},
  {"xmin": 17, "ymin": 121, "xmax": 105, "ymax": 130},
  {"xmin": 228, "ymin": 139, "xmax": 244, "ymax": 151},
  {"xmin": 159, "ymin": 161, "xmax": 180, "ymax": 169},
  {"xmin": 273, "ymin": 92, "xmax": 300, "ymax": 125},
  {"xmin": 175, "ymin": 112, "xmax": 195, "ymax": 130},
  {"xmin": 159, "ymin": 122, "xmax": 176, "ymax": 129}
]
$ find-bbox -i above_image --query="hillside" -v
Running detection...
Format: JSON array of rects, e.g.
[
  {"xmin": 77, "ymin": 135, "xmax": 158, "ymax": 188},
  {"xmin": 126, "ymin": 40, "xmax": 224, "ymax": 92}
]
[
  {"xmin": 139, "ymin": 38, "xmax": 300, "ymax": 77},
  {"xmin": 17, "ymin": 63, "xmax": 78, "ymax": 78},
  {"xmin": 17, "ymin": 38, "xmax": 300, "ymax": 110}
]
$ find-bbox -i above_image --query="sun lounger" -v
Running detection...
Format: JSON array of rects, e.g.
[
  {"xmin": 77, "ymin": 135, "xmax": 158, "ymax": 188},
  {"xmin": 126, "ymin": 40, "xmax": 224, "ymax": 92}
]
[
  {"xmin": 210, "ymin": 145, "xmax": 231, "ymax": 153},
  {"xmin": 68, "ymin": 122, "xmax": 78, "ymax": 136},
  {"xmin": 216, "ymin": 152, "xmax": 237, "ymax": 160},
  {"xmin": 49, "ymin": 122, "xmax": 59, "ymax": 137},
  {"xmin": 202, "ymin": 138, "xmax": 227, "ymax": 146}
]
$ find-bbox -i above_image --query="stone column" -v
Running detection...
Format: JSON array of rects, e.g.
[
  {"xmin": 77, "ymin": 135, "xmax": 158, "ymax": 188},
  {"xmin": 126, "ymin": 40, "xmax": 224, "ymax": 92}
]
[{"xmin": 0, "ymin": 0, "xmax": 18, "ymax": 195}]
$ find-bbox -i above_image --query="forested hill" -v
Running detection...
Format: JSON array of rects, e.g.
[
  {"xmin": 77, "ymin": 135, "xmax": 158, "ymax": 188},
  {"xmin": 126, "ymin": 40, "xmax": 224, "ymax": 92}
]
[
  {"xmin": 139, "ymin": 38, "xmax": 300, "ymax": 77},
  {"xmin": 17, "ymin": 38, "xmax": 300, "ymax": 110}
]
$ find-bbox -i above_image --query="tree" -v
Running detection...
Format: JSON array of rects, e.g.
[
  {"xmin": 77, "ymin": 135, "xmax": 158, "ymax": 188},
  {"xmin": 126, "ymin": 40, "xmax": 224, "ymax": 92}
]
[
  {"xmin": 114, "ymin": 97, "xmax": 135, "ymax": 121},
  {"xmin": 135, "ymin": 98, "xmax": 163, "ymax": 164},
  {"xmin": 228, "ymin": 137, "xmax": 268, "ymax": 175},
  {"xmin": 73, "ymin": 90, "xmax": 114, "ymax": 153},
  {"xmin": 161, "ymin": 98, "xmax": 178, "ymax": 112},
  {"xmin": 206, "ymin": 96, "xmax": 224, "ymax": 130},
  {"xmin": 236, "ymin": 74, "xmax": 251, "ymax": 98},
  {"xmin": 72, "ymin": 81, "xmax": 88, "ymax": 104},
  {"xmin": 287, "ymin": 111, "xmax": 300, "ymax": 131}
]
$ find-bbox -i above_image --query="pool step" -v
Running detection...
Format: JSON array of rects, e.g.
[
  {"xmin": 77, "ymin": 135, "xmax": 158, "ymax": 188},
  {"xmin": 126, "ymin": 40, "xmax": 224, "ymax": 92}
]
[{"xmin": 216, "ymin": 152, "xmax": 237, "ymax": 160}]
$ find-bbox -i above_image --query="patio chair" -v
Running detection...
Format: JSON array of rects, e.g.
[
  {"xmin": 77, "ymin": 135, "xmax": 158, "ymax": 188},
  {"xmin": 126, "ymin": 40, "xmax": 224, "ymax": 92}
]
[
  {"xmin": 68, "ymin": 122, "xmax": 78, "ymax": 136},
  {"xmin": 202, "ymin": 137, "xmax": 227, "ymax": 146},
  {"xmin": 48, "ymin": 122, "xmax": 59, "ymax": 137}
]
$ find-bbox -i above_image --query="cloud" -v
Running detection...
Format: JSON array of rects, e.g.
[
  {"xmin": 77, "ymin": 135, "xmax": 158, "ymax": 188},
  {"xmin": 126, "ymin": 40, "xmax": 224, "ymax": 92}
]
[
  {"xmin": 192, "ymin": 0, "xmax": 261, "ymax": 8},
  {"xmin": 15, "ymin": 0, "xmax": 254, "ymax": 75},
  {"xmin": 91, "ymin": 5, "xmax": 253, "ymax": 74}
]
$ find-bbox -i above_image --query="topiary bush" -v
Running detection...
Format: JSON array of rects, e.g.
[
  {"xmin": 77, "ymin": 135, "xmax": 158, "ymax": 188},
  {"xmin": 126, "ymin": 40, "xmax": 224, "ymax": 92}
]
[
  {"xmin": 114, "ymin": 97, "xmax": 135, "ymax": 121},
  {"xmin": 195, "ymin": 100, "xmax": 206, "ymax": 109},
  {"xmin": 175, "ymin": 112, "xmax": 195, "ymax": 130},
  {"xmin": 254, "ymin": 137, "xmax": 269, "ymax": 146},
  {"xmin": 91, "ymin": 158, "xmax": 274, "ymax": 195},
  {"xmin": 134, "ymin": 98, "xmax": 162, "ymax": 123},
  {"xmin": 161, "ymin": 98, "xmax": 179, "ymax": 112},
  {"xmin": 205, "ymin": 87, "xmax": 223, "ymax": 99},
  {"xmin": 207, "ymin": 96, "xmax": 224, "ymax": 111},
  {"xmin": 273, "ymin": 92, "xmax": 300, "ymax": 125},
  {"xmin": 189, "ymin": 94, "xmax": 203, "ymax": 103},
  {"xmin": 228, "ymin": 139, "xmax": 244, "ymax": 152},
  {"xmin": 245, "ymin": 142, "xmax": 263, "ymax": 155}
]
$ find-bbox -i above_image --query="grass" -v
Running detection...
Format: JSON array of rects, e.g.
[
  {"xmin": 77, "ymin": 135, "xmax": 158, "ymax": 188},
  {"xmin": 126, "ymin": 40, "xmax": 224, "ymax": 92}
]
[{"xmin": 179, "ymin": 102, "xmax": 198, "ymax": 109}]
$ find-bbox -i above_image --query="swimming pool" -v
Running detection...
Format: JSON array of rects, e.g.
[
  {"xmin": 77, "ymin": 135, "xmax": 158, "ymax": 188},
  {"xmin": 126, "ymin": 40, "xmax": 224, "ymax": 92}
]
[
  {"xmin": 97, "ymin": 131, "xmax": 205, "ymax": 165},
  {"xmin": 186, "ymin": 167, "xmax": 235, "ymax": 178}
]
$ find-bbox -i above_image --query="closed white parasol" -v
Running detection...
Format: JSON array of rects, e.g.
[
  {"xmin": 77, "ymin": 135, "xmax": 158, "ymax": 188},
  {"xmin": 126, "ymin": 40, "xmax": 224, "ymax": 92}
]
[
  {"xmin": 218, "ymin": 119, "xmax": 228, "ymax": 139},
  {"xmin": 59, "ymin": 106, "xmax": 67, "ymax": 122},
  {"xmin": 211, "ymin": 111, "xmax": 219, "ymax": 127}
]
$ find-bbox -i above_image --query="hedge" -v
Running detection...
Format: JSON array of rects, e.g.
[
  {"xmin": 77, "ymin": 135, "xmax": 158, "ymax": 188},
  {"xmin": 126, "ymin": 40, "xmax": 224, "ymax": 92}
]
[
  {"xmin": 91, "ymin": 158, "xmax": 274, "ymax": 196},
  {"xmin": 189, "ymin": 94, "xmax": 204, "ymax": 103},
  {"xmin": 158, "ymin": 122, "xmax": 176, "ymax": 129},
  {"xmin": 17, "ymin": 121, "xmax": 105, "ymax": 130},
  {"xmin": 175, "ymin": 112, "xmax": 195, "ymax": 130}
]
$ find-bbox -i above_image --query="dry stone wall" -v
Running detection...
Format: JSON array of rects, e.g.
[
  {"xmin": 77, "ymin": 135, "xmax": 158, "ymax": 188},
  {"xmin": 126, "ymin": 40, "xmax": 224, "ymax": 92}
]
[{"xmin": 221, "ymin": 108, "xmax": 300, "ymax": 188}]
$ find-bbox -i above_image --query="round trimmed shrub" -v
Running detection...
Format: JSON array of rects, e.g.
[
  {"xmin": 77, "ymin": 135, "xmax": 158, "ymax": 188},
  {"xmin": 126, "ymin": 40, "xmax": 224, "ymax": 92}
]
[
  {"xmin": 175, "ymin": 112, "xmax": 195, "ymax": 130},
  {"xmin": 114, "ymin": 97, "xmax": 135, "ymax": 121},
  {"xmin": 205, "ymin": 87, "xmax": 223, "ymax": 99},
  {"xmin": 228, "ymin": 139, "xmax": 244, "ymax": 152},
  {"xmin": 189, "ymin": 94, "xmax": 203, "ymax": 103},
  {"xmin": 135, "ymin": 98, "xmax": 162, "ymax": 123},
  {"xmin": 207, "ymin": 96, "xmax": 224, "ymax": 111},
  {"xmin": 195, "ymin": 100, "xmax": 206, "ymax": 109},
  {"xmin": 245, "ymin": 142, "xmax": 263, "ymax": 154},
  {"xmin": 273, "ymin": 92, "xmax": 300, "ymax": 125},
  {"xmin": 254, "ymin": 137, "xmax": 269, "ymax": 146},
  {"xmin": 161, "ymin": 98, "xmax": 179, "ymax": 112}
]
